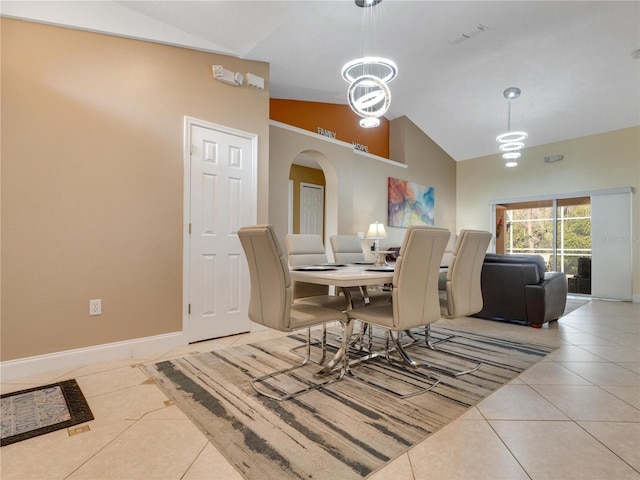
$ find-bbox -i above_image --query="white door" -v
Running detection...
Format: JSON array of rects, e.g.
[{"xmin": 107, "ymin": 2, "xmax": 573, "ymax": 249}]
[
  {"xmin": 186, "ymin": 119, "xmax": 256, "ymax": 342},
  {"xmin": 300, "ymin": 182, "xmax": 324, "ymax": 235}
]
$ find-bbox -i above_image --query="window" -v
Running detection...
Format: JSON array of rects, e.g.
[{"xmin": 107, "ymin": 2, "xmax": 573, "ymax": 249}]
[{"xmin": 497, "ymin": 197, "xmax": 592, "ymax": 295}]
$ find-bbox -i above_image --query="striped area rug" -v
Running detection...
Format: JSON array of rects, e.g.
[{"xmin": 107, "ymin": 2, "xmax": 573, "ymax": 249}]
[{"xmin": 145, "ymin": 327, "xmax": 556, "ymax": 480}]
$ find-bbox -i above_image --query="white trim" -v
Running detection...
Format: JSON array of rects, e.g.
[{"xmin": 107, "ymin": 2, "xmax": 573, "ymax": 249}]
[
  {"xmin": 183, "ymin": 116, "xmax": 258, "ymax": 338},
  {"xmin": 489, "ymin": 204, "xmax": 497, "ymax": 253},
  {"xmin": 269, "ymin": 120, "xmax": 408, "ymax": 168},
  {"xmin": 489, "ymin": 186, "xmax": 633, "ymax": 206},
  {"xmin": 0, "ymin": 332, "xmax": 186, "ymax": 382},
  {"xmin": 288, "ymin": 180, "xmax": 294, "ymax": 234},
  {"xmin": 183, "ymin": 118, "xmax": 193, "ymax": 345}
]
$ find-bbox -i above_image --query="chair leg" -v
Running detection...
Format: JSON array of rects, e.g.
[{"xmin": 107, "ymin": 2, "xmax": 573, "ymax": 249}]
[
  {"xmin": 420, "ymin": 325, "xmax": 482, "ymax": 377},
  {"xmin": 250, "ymin": 322, "xmax": 349, "ymax": 401},
  {"xmin": 349, "ymin": 329, "xmax": 441, "ymax": 398},
  {"xmin": 291, "ymin": 318, "xmax": 363, "ymax": 366},
  {"xmin": 349, "ymin": 320, "xmax": 374, "ymax": 352},
  {"xmin": 313, "ymin": 319, "xmax": 356, "ymax": 377},
  {"xmin": 308, "ymin": 326, "xmax": 441, "ymax": 399},
  {"xmin": 386, "ymin": 327, "xmax": 480, "ymax": 377},
  {"xmin": 289, "ymin": 325, "xmax": 329, "ymax": 365},
  {"xmin": 420, "ymin": 327, "xmax": 455, "ymax": 347},
  {"xmin": 385, "ymin": 330, "xmax": 420, "ymax": 368}
]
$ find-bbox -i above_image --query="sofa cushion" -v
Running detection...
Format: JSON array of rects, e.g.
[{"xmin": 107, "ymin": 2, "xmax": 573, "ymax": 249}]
[{"xmin": 484, "ymin": 253, "xmax": 546, "ymax": 279}]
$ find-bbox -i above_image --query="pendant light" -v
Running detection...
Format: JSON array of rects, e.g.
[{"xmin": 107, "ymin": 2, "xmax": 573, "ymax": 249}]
[
  {"xmin": 496, "ymin": 87, "xmax": 527, "ymax": 167},
  {"xmin": 342, "ymin": 0, "xmax": 397, "ymax": 128}
]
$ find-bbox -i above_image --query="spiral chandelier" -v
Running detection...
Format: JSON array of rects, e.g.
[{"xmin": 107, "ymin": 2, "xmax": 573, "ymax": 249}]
[{"xmin": 342, "ymin": 0, "xmax": 397, "ymax": 128}]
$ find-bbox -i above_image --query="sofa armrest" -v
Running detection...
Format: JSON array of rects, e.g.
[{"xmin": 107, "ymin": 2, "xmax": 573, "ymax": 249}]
[
  {"xmin": 524, "ymin": 272, "xmax": 568, "ymax": 326},
  {"xmin": 477, "ymin": 263, "xmax": 541, "ymax": 321}
]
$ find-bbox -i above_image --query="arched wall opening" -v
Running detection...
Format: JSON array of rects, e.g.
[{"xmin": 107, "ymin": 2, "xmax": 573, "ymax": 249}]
[{"xmin": 287, "ymin": 149, "xmax": 339, "ymax": 254}]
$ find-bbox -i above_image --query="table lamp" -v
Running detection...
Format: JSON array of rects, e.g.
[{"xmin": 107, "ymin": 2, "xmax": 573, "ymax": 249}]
[{"xmin": 366, "ymin": 221, "xmax": 388, "ymax": 253}]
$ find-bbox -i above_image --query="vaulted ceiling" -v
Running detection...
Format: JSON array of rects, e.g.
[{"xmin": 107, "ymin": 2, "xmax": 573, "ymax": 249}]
[{"xmin": 4, "ymin": 1, "xmax": 639, "ymax": 161}]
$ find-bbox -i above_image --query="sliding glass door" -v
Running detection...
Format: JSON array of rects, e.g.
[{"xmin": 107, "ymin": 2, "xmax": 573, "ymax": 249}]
[
  {"xmin": 497, "ymin": 196, "xmax": 592, "ymax": 295},
  {"xmin": 555, "ymin": 198, "xmax": 592, "ymax": 293},
  {"xmin": 492, "ymin": 188, "xmax": 633, "ymax": 301}
]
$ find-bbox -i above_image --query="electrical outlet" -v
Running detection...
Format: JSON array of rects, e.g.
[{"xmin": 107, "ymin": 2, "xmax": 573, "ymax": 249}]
[{"xmin": 89, "ymin": 299, "xmax": 102, "ymax": 316}]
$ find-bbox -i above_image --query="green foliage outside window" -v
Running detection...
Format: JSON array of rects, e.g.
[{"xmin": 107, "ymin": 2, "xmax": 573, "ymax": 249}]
[{"xmin": 506, "ymin": 205, "xmax": 591, "ymax": 274}]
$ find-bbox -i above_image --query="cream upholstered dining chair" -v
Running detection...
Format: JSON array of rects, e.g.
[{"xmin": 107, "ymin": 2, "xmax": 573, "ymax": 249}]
[
  {"xmin": 284, "ymin": 233, "xmax": 348, "ymax": 365},
  {"xmin": 420, "ymin": 229, "xmax": 492, "ymax": 376},
  {"xmin": 285, "ymin": 233, "xmax": 332, "ymax": 300},
  {"xmin": 439, "ymin": 229, "xmax": 492, "ymax": 319},
  {"xmin": 286, "ymin": 233, "xmax": 376, "ymax": 307},
  {"xmin": 440, "ymin": 233, "xmax": 458, "ymax": 269},
  {"xmin": 330, "ymin": 234, "xmax": 390, "ymax": 306},
  {"xmin": 238, "ymin": 225, "xmax": 350, "ymax": 401},
  {"xmin": 330, "ymin": 235, "xmax": 367, "ymax": 264},
  {"xmin": 345, "ymin": 226, "xmax": 450, "ymax": 394}
]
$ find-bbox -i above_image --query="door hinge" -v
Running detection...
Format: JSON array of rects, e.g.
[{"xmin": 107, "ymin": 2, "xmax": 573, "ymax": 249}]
[
  {"xmin": 190, "ymin": 144, "xmax": 194, "ymax": 154},
  {"xmin": 188, "ymin": 304, "xmax": 191, "ymax": 314},
  {"xmin": 189, "ymin": 223, "xmax": 192, "ymax": 234}
]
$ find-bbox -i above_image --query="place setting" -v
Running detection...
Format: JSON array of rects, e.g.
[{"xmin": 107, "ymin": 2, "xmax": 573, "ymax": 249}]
[
  {"xmin": 365, "ymin": 265, "xmax": 395, "ymax": 272},
  {"xmin": 292, "ymin": 265, "xmax": 340, "ymax": 271}
]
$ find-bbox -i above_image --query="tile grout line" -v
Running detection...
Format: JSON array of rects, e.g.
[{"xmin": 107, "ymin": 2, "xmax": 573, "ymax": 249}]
[
  {"xmin": 573, "ymin": 420, "xmax": 640, "ymax": 475},
  {"xmin": 478, "ymin": 409, "xmax": 534, "ymax": 480},
  {"xmin": 62, "ymin": 419, "xmax": 139, "ymax": 480},
  {"xmin": 179, "ymin": 441, "xmax": 211, "ymax": 480}
]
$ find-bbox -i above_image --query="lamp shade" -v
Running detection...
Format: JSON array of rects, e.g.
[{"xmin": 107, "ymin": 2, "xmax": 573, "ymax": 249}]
[{"xmin": 366, "ymin": 222, "xmax": 388, "ymax": 239}]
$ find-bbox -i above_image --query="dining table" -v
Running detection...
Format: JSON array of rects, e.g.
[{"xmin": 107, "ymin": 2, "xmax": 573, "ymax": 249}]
[
  {"xmin": 289, "ymin": 263, "xmax": 395, "ymax": 304},
  {"xmin": 289, "ymin": 262, "xmax": 395, "ymax": 376}
]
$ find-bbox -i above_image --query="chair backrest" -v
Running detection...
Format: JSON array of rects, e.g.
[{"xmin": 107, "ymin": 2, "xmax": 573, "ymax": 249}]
[
  {"xmin": 391, "ymin": 226, "xmax": 450, "ymax": 330},
  {"xmin": 284, "ymin": 233, "xmax": 329, "ymax": 298},
  {"xmin": 285, "ymin": 234, "xmax": 328, "ymax": 266},
  {"xmin": 440, "ymin": 233, "xmax": 458, "ymax": 268},
  {"xmin": 330, "ymin": 235, "xmax": 366, "ymax": 264},
  {"xmin": 443, "ymin": 229, "xmax": 492, "ymax": 318},
  {"xmin": 238, "ymin": 225, "xmax": 293, "ymax": 331}
]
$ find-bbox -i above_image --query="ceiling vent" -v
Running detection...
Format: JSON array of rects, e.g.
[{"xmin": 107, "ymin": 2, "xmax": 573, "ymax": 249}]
[{"xmin": 449, "ymin": 24, "xmax": 489, "ymax": 44}]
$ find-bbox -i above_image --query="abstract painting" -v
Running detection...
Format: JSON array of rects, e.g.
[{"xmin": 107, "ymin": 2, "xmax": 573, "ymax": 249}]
[{"xmin": 388, "ymin": 177, "xmax": 434, "ymax": 227}]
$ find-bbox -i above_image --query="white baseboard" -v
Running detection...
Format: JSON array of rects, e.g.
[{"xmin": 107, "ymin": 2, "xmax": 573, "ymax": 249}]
[
  {"xmin": 633, "ymin": 294, "xmax": 640, "ymax": 303},
  {"xmin": 0, "ymin": 332, "xmax": 186, "ymax": 382}
]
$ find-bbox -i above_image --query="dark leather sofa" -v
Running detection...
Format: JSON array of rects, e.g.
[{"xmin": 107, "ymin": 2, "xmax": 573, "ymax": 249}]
[{"xmin": 473, "ymin": 253, "xmax": 568, "ymax": 328}]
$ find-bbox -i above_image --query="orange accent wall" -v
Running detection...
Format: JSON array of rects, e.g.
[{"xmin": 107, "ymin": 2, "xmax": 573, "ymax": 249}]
[{"xmin": 270, "ymin": 99, "xmax": 389, "ymax": 158}]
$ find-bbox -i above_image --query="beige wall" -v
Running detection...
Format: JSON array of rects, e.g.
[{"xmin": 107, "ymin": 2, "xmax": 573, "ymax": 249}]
[
  {"xmin": 269, "ymin": 116, "xmax": 457, "ymax": 250},
  {"xmin": 457, "ymin": 127, "xmax": 640, "ymax": 299},
  {"xmin": 390, "ymin": 116, "xmax": 457, "ymax": 235},
  {"xmin": 1, "ymin": 19, "xmax": 270, "ymax": 361}
]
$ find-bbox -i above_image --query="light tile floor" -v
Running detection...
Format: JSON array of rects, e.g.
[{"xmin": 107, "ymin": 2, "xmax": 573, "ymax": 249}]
[{"xmin": 1, "ymin": 299, "xmax": 638, "ymax": 480}]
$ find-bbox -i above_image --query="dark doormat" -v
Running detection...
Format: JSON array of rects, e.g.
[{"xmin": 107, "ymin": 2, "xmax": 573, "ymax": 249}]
[{"xmin": 1, "ymin": 379, "xmax": 94, "ymax": 446}]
